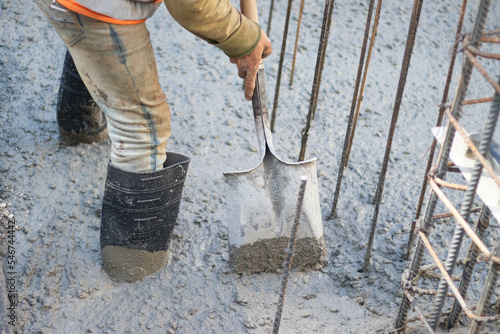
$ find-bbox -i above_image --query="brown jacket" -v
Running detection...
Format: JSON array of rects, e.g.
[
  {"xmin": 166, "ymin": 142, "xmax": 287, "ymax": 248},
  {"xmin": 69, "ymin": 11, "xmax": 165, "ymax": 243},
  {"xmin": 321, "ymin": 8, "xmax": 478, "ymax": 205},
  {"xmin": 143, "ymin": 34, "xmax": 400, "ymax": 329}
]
[{"xmin": 58, "ymin": 0, "xmax": 261, "ymax": 58}]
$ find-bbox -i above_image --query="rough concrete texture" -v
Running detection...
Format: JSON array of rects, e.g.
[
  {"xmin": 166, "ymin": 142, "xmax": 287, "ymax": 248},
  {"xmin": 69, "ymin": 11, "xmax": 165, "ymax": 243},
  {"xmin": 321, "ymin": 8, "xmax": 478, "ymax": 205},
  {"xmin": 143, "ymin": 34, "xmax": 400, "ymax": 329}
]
[
  {"xmin": 229, "ymin": 236, "xmax": 328, "ymax": 273},
  {"xmin": 1, "ymin": 0, "xmax": 500, "ymax": 333}
]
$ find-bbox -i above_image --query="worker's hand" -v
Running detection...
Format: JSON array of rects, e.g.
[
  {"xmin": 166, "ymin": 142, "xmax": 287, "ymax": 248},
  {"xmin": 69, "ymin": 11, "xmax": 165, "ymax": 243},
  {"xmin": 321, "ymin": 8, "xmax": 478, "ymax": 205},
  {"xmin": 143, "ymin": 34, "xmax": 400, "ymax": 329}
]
[{"xmin": 230, "ymin": 30, "xmax": 272, "ymax": 101}]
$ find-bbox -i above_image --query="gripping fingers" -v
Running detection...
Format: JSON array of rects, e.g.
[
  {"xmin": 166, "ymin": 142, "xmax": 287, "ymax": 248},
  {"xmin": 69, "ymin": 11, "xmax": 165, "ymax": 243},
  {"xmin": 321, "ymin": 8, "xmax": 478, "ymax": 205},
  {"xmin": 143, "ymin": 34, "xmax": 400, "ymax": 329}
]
[{"xmin": 244, "ymin": 64, "xmax": 258, "ymax": 101}]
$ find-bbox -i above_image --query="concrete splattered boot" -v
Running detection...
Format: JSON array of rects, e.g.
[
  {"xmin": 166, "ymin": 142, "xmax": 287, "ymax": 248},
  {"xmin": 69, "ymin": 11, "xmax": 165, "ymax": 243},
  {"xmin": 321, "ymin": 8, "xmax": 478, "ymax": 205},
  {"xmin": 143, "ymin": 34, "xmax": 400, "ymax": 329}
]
[
  {"xmin": 100, "ymin": 153, "xmax": 190, "ymax": 283},
  {"xmin": 57, "ymin": 50, "xmax": 108, "ymax": 145}
]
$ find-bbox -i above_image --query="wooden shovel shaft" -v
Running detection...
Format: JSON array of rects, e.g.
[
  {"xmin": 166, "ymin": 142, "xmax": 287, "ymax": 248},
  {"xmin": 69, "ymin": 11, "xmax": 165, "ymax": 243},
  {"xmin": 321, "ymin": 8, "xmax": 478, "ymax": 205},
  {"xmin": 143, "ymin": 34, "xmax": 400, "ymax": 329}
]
[{"xmin": 240, "ymin": 0, "xmax": 259, "ymax": 23}]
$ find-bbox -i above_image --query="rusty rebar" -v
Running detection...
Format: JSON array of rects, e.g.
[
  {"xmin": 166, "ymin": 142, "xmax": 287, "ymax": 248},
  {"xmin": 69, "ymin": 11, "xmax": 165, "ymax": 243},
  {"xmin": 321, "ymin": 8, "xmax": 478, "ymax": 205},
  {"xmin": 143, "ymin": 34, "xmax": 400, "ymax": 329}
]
[
  {"xmin": 298, "ymin": 0, "xmax": 336, "ymax": 161},
  {"xmin": 433, "ymin": 206, "xmax": 481, "ymax": 220},
  {"xmin": 328, "ymin": 0, "xmax": 380, "ymax": 218},
  {"xmin": 469, "ymin": 235, "xmax": 500, "ymax": 334},
  {"xmin": 395, "ymin": 0, "xmax": 491, "ymax": 329},
  {"xmin": 429, "ymin": 166, "xmax": 468, "ymax": 191},
  {"xmin": 272, "ymin": 176, "xmax": 307, "ymax": 334},
  {"xmin": 428, "ymin": 179, "xmax": 499, "ymax": 265},
  {"xmin": 403, "ymin": 290, "xmax": 436, "ymax": 334},
  {"xmin": 344, "ymin": 0, "xmax": 382, "ymax": 167},
  {"xmin": 310, "ymin": 0, "xmax": 336, "ymax": 121},
  {"xmin": 444, "ymin": 105, "xmax": 500, "ymax": 188},
  {"xmin": 266, "ymin": 0, "xmax": 275, "ymax": 37},
  {"xmin": 463, "ymin": 96, "xmax": 494, "ymax": 105},
  {"xmin": 448, "ymin": 206, "xmax": 491, "ymax": 328},
  {"xmin": 289, "ymin": 0, "xmax": 305, "ymax": 86},
  {"xmin": 270, "ymin": 0, "xmax": 294, "ymax": 132},
  {"xmin": 428, "ymin": 71, "xmax": 500, "ymax": 329},
  {"xmin": 419, "ymin": 231, "xmax": 500, "ymax": 323},
  {"xmin": 363, "ymin": 0, "xmax": 423, "ymax": 272},
  {"xmin": 404, "ymin": 0, "xmax": 468, "ymax": 260}
]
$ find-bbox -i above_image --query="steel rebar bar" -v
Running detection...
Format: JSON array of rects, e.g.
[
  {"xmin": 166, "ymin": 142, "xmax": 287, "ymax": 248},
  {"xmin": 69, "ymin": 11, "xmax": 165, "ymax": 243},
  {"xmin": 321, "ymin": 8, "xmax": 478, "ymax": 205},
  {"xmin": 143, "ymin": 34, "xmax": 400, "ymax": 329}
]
[
  {"xmin": 328, "ymin": 0, "xmax": 378, "ymax": 218},
  {"xmin": 428, "ymin": 72, "xmax": 500, "ymax": 330},
  {"xmin": 289, "ymin": 0, "xmax": 305, "ymax": 86},
  {"xmin": 404, "ymin": 0, "xmax": 468, "ymax": 260},
  {"xmin": 270, "ymin": 0, "xmax": 294, "ymax": 132},
  {"xmin": 272, "ymin": 176, "xmax": 308, "ymax": 334},
  {"xmin": 363, "ymin": 0, "xmax": 423, "ymax": 271},
  {"xmin": 469, "ymin": 236, "xmax": 500, "ymax": 334},
  {"xmin": 310, "ymin": 0, "xmax": 336, "ymax": 121},
  {"xmin": 266, "ymin": 0, "xmax": 275, "ymax": 37},
  {"xmin": 344, "ymin": 0, "xmax": 382, "ymax": 166},
  {"xmin": 403, "ymin": 290, "xmax": 436, "ymax": 334},
  {"xmin": 419, "ymin": 231, "xmax": 500, "ymax": 323},
  {"xmin": 298, "ymin": 0, "xmax": 336, "ymax": 161},
  {"xmin": 394, "ymin": 0, "xmax": 491, "ymax": 329},
  {"xmin": 448, "ymin": 206, "xmax": 491, "ymax": 328}
]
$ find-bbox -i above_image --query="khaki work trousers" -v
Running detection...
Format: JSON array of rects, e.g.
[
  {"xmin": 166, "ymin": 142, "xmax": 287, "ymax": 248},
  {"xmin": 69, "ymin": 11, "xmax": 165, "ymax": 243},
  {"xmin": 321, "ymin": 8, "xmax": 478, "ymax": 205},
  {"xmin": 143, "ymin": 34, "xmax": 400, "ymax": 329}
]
[{"xmin": 35, "ymin": 0, "xmax": 171, "ymax": 172}]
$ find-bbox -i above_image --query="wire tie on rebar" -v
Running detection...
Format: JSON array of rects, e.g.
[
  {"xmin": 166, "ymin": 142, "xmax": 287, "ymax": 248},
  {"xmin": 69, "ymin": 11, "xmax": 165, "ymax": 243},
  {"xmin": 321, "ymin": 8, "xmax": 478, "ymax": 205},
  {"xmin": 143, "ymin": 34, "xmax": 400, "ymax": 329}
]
[
  {"xmin": 284, "ymin": 247, "xmax": 295, "ymax": 256},
  {"xmin": 436, "ymin": 102, "xmax": 451, "ymax": 109},
  {"xmin": 415, "ymin": 217, "xmax": 429, "ymax": 235}
]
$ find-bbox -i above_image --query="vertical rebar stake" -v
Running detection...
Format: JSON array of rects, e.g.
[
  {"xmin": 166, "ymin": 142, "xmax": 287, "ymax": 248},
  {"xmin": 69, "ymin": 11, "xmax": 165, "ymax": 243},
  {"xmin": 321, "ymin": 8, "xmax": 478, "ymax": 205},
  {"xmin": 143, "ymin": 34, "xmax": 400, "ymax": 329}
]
[
  {"xmin": 272, "ymin": 176, "xmax": 307, "ymax": 334},
  {"xmin": 328, "ymin": 0, "xmax": 377, "ymax": 218},
  {"xmin": 266, "ymin": 0, "xmax": 275, "ymax": 37},
  {"xmin": 270, "ymin": 0, "xmax": 294, "ymax": 132},
  {"xmin": 363, "ymin": 0, "xmax": 424, "ymax": 272},
  {"xmin": 289, "ymin": 0, "xmax": 305, "ymax": 86},
  {"xmin": 299, "ymin": 0, "xmax": 336, "ymax": 161},
  {"xmin": 404, "ymin": 0, "xmax": 469, "ymax": 260}
]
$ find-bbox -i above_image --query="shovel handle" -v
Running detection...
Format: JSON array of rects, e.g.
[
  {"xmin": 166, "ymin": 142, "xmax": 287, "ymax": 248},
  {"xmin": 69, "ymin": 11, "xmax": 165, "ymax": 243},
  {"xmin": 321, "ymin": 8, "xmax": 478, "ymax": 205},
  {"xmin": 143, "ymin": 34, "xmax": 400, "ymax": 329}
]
[
  {"xmin": 240, "ymin": 0, "xmax": 259, "ymax": 23},
  {"xmin": 240, "ymin": 0, "xmax": 275, "ymax": 154}
]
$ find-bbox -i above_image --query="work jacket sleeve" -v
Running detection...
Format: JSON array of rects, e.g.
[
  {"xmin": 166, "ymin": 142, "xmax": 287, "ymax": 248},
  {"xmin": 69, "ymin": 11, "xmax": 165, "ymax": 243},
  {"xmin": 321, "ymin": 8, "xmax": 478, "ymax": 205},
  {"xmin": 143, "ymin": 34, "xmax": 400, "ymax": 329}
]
[{"xmin": 164, "ymin": 0, "xmax": 261, "ymax": 58}]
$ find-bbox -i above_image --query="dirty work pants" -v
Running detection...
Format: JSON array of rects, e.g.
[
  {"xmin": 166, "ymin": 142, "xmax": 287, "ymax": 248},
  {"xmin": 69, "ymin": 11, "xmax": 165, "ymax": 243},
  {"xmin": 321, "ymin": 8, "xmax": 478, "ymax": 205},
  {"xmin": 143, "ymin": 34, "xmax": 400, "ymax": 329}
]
[{"xmin": 35, "ymin": 0, "xmax": 171, "ymax": 172}]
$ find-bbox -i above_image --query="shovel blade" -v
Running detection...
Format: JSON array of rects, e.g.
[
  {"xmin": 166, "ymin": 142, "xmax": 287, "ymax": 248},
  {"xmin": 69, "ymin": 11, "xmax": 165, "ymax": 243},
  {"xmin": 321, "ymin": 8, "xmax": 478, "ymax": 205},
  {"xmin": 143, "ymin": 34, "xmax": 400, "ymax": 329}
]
[{"xmin": 224, "ymin": 152, "xmax": 327, "ymax": 273}]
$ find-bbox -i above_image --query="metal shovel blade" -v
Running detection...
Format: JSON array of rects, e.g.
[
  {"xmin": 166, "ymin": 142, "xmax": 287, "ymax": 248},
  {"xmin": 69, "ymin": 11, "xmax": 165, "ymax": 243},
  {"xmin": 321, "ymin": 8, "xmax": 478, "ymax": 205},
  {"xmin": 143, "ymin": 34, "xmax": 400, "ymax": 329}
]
[{"xmin": 223, "ymin": 66, "xmax": 327, "ymax": 273}]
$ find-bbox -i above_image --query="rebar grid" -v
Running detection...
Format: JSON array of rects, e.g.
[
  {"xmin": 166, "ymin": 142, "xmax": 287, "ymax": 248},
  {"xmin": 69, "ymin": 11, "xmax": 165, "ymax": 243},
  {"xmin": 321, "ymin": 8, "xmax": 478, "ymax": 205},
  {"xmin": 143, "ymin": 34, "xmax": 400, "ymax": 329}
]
[
  {"xmin": 405, "ymin": 0, "xmax": 470, "ymax": 260},
  {"xmin": 395, "ymin": 4, "xmax": 500, "ymax": 330}
]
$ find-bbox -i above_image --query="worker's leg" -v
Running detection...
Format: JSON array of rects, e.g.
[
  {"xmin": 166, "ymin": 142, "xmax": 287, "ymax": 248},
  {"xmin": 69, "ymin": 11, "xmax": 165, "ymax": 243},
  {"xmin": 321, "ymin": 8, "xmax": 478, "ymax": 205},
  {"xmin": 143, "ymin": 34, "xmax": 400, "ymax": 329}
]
[
  {"xmin": 35, "ymin": 0, "xmax": 170, "ymax": 172},
  {"xmin": 57, "ymin": 49, "xmax": 108, "ymax": 146},
  {"xmin": 35, "ymin": 0, "xmax": 190, "ymax": 283}
]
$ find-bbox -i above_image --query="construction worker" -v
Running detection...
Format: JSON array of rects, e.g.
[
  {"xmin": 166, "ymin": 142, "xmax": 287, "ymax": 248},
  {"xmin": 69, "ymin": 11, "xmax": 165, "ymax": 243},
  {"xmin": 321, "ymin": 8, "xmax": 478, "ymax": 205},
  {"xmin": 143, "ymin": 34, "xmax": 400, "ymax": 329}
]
[{"xmin": 34, "ymin": 0, "xmax": 272, "ymax": 283}]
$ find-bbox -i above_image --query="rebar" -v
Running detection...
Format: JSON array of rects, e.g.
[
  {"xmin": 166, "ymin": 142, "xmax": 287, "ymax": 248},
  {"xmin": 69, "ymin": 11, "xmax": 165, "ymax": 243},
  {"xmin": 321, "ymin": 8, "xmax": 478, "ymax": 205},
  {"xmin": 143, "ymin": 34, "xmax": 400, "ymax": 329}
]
[
  {"xmin": 403, "ymin": 291, "xmax": 436, "ymax": 334},
  {"xmin": 328, "ymin": 0, "xmax": 379, "ymax": 217},
  {"xmin": 363, "ymin": 0, "xmax": 423, "ymax": 272},
  {"xmin": 310, "ymin": 0, "xmax": 336, "ymax": 121},
  {"xmin": 444, "ymin": 105, "xmax": 500, "ymax": 188},
  {"xmin": 270, "ymin": 0, "xmax": 294, "ymax": 132},
  {"xmin": 469, "ymin": 236, "xmax": 500, "ymax": 334},
  {"xmin": 464, "ymin": 96, "xmax": 495, "ymax": 105},
  {"xmin": 272, "ymin": 176, "xmax": 307, "ymax": 334},
  {"xmin": 394, "ymin": 0, "xmax": 491, "ymax": 330},
  {"xmin": 289, "ymin": 0, "xmax": 305, "ymax": 86},
  {"xmin": 404, "ymin": 0, "xmax": 468, "ymax": 260},
  {"xmin": 428, "ymin": 179, "xmax": 498, "ymax": 263},
  {"xmin": 266, "ymin": 0, "xmax": 275, "ymax": 37},
  {"xmin": 419, "ymin": 231, "xmax": 500, "ymax": 323},
  {"xmin": 298, "ymin": 0, "xmax": 336, "ymax": 161},
  {"xmin": 428, "ymin": 72, "xmax": 499, "ymax": 330},
  {"xmin": 344, "ymin": 0, "xmax": 382, "ymax": 167},
  {"xmin": 448, "ymin": 206, "xmax": 491, "ymax": 328}
]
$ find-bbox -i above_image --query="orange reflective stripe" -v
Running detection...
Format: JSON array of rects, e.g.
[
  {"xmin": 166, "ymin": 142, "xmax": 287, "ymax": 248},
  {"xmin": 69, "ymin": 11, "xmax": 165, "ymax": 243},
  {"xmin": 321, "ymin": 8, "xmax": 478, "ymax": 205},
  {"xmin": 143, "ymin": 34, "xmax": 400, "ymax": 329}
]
[{"xmin": 57, "ymin": 0, "xmax": 162, "ymax": 25}]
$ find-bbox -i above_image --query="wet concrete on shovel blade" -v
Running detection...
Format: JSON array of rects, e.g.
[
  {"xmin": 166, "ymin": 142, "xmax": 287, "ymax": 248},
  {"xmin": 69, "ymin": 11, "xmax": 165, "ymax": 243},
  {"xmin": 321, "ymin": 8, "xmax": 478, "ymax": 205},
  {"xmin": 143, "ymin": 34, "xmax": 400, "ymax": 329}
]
[{"xmin": 229, "ymin": 236, "xmax": 328, "ymax": 273}]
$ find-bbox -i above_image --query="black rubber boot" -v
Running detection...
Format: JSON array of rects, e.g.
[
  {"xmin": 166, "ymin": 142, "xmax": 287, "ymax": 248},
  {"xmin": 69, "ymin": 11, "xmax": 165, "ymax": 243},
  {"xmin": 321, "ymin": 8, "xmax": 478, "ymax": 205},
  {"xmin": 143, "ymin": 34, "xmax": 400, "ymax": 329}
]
[
  {"xmin": 57, "ymin": 50, "xmax": 108, "ymax": 145},
  {"xmin": 100, "ymin": 152, "xmax": 190, "ymax": 283}
]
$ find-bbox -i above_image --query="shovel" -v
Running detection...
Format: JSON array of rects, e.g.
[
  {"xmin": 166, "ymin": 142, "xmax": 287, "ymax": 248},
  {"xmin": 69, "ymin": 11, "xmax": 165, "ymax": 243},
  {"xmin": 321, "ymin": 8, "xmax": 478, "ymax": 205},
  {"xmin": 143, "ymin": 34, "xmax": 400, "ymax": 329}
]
[{"xmin": 223, "ymin": 0, "xmax": 327, "ymax": 273}]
